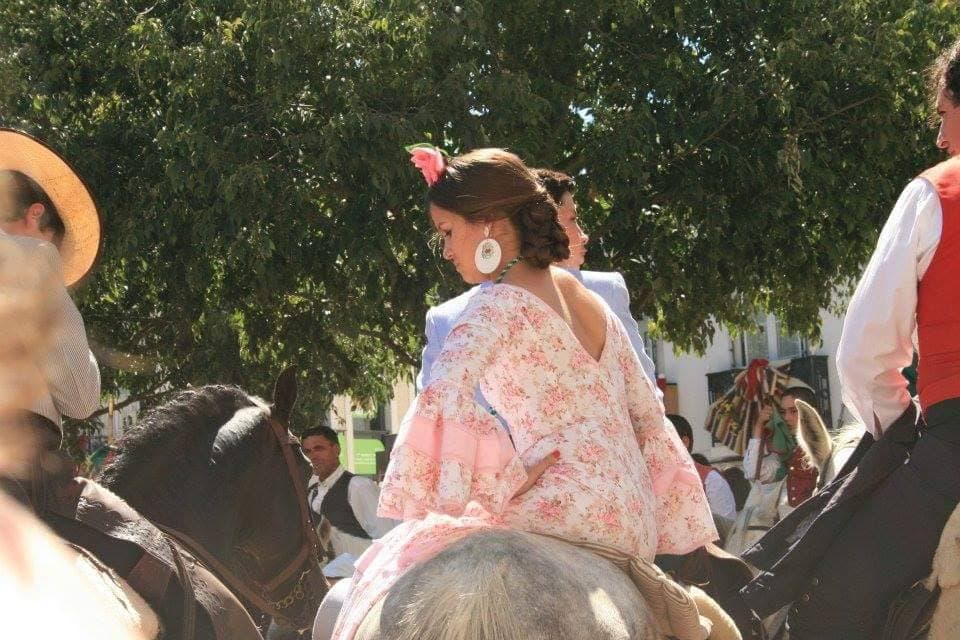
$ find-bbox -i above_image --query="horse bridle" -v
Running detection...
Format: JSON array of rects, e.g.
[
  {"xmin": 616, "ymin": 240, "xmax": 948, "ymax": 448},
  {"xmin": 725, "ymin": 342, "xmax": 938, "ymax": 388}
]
[{"xmin": 157, "ymin": 408, "xmax": 328, "ymax": 630}]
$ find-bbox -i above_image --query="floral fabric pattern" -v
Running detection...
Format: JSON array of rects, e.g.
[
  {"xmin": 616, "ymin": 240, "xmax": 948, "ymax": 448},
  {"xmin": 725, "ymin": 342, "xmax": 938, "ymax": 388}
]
[{"xmin": 332, "ymin": 284, "xmax": 716, "ymax": 639}]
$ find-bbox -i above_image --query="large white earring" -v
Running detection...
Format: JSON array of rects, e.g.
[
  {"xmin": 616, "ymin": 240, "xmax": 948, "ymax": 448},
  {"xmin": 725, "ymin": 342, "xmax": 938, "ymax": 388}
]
[{"xmin": 474, "ymin": 224, "xmax": 502, "ymax": 275}]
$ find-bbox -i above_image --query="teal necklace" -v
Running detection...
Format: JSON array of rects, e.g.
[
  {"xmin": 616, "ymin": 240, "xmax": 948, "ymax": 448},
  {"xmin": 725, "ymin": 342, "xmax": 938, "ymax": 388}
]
[
  {"xmin": 495, "ymin": 256, "xmax": 523, "ymax": 284},
  {"xmin": 488, "ymin": 255, "xmax": 522, "ymax": 421}
]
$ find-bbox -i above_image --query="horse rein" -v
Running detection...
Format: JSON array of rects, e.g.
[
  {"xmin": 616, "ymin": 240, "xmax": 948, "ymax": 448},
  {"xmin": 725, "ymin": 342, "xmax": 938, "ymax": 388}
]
[{"xmin": 156, "ymin": 407, "xmax": 328, "ymax": 631}]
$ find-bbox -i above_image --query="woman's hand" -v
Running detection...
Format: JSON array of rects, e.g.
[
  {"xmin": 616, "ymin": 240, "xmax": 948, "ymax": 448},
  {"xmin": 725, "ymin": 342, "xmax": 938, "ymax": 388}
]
[
  {"xmin": 514, "ymin": 450, "xmax": 560, "ymax": 497},
  {"xmin": 753, "ymin": 404, "xmax": 773, "ymax": 438}
]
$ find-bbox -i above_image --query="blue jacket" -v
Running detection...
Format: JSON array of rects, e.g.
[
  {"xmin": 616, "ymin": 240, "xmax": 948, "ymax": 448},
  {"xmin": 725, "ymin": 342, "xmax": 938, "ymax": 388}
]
[{"xmin": 416, "ymin": 270, "xmax": 661, "ymax": 414}]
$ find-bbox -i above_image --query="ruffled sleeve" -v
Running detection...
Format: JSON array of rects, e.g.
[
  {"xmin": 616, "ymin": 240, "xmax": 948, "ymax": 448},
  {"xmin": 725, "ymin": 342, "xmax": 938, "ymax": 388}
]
[
  {"xmin": 379, "ymin": 293, "xmax": 527, "ymax": 521},
  {"xmin": 613, "ymin": 320, "xmax": 718, "ymax": 553}
]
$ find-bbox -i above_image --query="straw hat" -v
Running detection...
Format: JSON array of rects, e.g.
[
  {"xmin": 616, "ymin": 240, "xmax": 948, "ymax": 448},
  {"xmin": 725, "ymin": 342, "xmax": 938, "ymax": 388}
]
[{"xmin": 0, "ymin": 129, "xmax": 102, "ymax": 287}]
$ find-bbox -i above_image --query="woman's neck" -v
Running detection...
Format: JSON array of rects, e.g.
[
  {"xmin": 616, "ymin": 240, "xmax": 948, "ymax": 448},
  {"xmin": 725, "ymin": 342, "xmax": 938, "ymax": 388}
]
[{"xmin": 497, "ymin": 261, "xmax": 553, "ymax": 288}]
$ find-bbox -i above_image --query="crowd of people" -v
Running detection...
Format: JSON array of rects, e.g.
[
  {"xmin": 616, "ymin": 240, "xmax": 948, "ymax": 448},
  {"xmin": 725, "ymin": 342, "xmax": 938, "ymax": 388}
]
[{"xmin": 5, "ymin": 30, "xmax": 960, "ymax": 640}]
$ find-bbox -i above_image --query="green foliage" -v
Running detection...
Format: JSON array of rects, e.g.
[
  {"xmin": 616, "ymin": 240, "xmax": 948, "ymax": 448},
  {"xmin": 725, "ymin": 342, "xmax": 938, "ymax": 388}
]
[{"xmin": 1, "ymin": 0, "xmax": 957, "ymax": 419}]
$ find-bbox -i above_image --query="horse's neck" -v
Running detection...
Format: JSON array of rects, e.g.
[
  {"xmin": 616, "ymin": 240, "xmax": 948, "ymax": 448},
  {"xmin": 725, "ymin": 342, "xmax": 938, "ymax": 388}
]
[{"xmin": 121, "ymin": 466, "xmax": 240, "ymax": 557}]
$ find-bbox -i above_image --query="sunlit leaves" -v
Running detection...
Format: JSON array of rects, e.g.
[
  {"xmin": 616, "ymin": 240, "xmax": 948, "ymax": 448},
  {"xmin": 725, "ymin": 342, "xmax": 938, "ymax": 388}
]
[{"xmin": 0, "ymin": 0, "xmax": 957, "ymax": 421}]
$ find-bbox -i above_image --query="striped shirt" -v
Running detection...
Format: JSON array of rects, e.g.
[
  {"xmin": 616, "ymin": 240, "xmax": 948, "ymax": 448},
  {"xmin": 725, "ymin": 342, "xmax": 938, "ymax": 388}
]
[{"xmin": 0, "ymin": 230, "xmax": 100, "ymax": 425}]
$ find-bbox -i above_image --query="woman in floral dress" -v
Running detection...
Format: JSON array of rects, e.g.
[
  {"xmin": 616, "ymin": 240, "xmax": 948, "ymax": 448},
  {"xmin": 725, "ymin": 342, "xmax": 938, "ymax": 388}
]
[{"xmin": 331, "ymin": 148, "xmax": 716, "ymax": 639}]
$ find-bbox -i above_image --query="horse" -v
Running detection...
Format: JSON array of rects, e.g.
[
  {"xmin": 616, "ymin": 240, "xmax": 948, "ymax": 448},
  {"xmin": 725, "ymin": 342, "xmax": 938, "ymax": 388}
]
[
  {"xmin": 723, "ymin": 403, "xmax": 863, "ymax": 557},
  {"xmin": 723, "ymin": 401, "xmax": 864, "ymax": 639},
  {"xmin": 314, "ymin": 529, "xmax": 743, "ymax": 640},
  {"xmin": 86, "ymin": 369, "xmax": 328, "ymax": 638}
]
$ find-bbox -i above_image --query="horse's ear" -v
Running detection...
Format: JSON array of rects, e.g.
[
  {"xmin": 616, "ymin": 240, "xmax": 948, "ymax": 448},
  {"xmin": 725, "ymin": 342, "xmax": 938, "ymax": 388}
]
[
  {"xmin": 795, "ymin": 399, "xmax": 830, "ymax": 474},
  {"xmin": 272, "ymin": 366, "xmax": 298, "ymax": 424}
]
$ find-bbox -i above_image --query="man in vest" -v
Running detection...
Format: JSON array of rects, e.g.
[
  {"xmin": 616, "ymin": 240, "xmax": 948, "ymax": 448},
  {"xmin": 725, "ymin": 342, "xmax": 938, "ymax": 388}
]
[
  {"xmin": 768, "ymin": 39, "xmax": 960, "ymax": 639},
  {"xmin": 302, "ymin": 426, "xmax": 396, "ymax": 579}
]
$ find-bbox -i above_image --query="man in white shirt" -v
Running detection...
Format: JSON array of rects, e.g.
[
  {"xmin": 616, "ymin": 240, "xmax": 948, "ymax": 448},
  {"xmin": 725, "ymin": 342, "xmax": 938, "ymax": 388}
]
[
  {"xmin": 301, "ymin": 427, "xmax": 396, "ymax": 579},
  {"xmin": 774, "ymin": 39, "xmax": 960, "ymax": 639}
]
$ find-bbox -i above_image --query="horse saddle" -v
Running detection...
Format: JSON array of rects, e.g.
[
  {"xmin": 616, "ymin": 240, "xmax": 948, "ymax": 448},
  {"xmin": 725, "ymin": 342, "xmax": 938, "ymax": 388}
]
[
  {"xmin": 882, "ymin": 580, "xmax": 940, "ymax": 640},
  {"xmin": 42, "ymin": 476, "xmax": 263, "ymax": 640}
]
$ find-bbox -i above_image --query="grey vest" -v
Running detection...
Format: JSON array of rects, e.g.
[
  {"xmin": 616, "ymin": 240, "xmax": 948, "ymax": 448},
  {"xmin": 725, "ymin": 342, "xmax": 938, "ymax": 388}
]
[{"xmin": 313, "ymin": 471, "xmax": 371, "ymax": 540}]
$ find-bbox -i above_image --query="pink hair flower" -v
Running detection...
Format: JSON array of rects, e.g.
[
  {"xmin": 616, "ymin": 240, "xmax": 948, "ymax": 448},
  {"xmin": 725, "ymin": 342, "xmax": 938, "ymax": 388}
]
[{"xmin": 406, "ymin": 144, "xmax": 446, "ymax": 186}]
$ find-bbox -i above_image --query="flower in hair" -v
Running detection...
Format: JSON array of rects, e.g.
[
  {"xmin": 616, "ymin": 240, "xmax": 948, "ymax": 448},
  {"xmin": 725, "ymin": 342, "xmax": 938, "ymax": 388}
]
[{"xmin": 406, "ymin": 143, "xmax": 446, "ymax": 186}]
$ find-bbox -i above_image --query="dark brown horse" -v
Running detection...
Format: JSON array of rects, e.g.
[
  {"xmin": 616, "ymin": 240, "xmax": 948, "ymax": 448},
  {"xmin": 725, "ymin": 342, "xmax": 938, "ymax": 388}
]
[{"xmin": 93, "ymin": 369, "xmax": 327, "ymax": 637}]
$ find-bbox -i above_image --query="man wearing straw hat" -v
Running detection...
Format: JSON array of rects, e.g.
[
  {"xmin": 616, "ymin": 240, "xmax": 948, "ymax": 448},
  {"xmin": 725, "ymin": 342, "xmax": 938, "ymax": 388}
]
[{"xmin": 0, "ymin": 128, "xmax": 102, "ymax": 437}]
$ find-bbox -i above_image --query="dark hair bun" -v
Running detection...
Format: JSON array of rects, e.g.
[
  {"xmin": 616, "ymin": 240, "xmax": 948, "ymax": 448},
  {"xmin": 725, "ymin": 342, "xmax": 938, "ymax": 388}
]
[{"xmin": 514, "ymin": 194, "xmax": 569, "ymax": 268}]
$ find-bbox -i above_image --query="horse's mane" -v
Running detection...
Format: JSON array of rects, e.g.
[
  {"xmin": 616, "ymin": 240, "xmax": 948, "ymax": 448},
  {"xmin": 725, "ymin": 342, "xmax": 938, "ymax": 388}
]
[
  {"xmin": 99, "ymin": 384, "xmax": 262, "ymax": 487},
  {"xmin": 832, "ymin": 420, "xmax": 866, "ymax": 452}
]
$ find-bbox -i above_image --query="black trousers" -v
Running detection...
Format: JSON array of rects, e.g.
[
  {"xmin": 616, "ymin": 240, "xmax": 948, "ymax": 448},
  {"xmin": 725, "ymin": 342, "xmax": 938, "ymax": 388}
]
[{"xmin": 788, "ymin": 399, "xmax": 960, "ymax": 639}]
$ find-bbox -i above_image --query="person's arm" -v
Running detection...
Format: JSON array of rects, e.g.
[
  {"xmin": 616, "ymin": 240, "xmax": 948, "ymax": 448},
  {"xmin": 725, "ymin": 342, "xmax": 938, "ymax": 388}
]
[
  {"xmin": 379, "ymin": 292, "xmax": 531, "ymax": 521},
  {"xmin": 704, "ymin": 470, "xmax": 737, "ymax": 520},
  {"xmin": 36, "ymin": 244, "xmax": 100, "ymax": 418},
  {"xmin": 742, "ymin": 405, "xmax": 779, "ymax": 482},
  {"xmin": 416, "ymin": 309, "xmax": 440, "ymax": 393},
  {"xmin": 606, "ymin": 273, "xmax": 659, "ymax": 389},
  {"xmin": 347, "ymin": 477, "xmax": 398, "ymax": 539},
  {"xmin": 836, "ymin": 178, "xmax": 942, "ymax": 436},
  {"xmin": 616, "ymin": 318, "xmax": 717, "ymax": 554}
]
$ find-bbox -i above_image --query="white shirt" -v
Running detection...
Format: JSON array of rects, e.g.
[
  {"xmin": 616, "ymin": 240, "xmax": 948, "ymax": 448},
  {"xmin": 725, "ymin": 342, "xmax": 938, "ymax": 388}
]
[
  {"xmin": 0, "ymin": 231, "xmax": 100, "ymax": 425},
  {"xmin": 309, "ymin": 466, "xmax": 397, "ymax": 577},
  {"xmin": 742, "ymin": 437, "xmax": 781, "ymax": 483},
  {"xmin": 703, "ymin": 469, "xmax": 737, "ymax": 520},
  {"xmin": 836, "ymin": 178, "xmax": 942, "ymax": 436}
]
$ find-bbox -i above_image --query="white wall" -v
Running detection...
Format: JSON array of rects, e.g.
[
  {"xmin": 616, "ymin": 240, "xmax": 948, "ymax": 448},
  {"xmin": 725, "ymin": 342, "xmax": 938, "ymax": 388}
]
[
  {"xmin": 657, "ymin": 326, "xmax": 737, "ymax": 453},
  {"xmin": 812, "ymin": 307, "xmax": 848, "ymax": 429}
]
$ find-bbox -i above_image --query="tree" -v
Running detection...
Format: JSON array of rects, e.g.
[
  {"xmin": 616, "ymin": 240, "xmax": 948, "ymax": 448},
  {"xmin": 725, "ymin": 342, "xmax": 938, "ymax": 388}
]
[{"xmin": 1, "ymin": 0, "xmax": 957, "ymax": 421}]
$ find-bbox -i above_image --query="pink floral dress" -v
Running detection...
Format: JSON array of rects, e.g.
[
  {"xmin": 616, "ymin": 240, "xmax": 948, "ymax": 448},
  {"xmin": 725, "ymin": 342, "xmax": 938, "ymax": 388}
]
[{"xmin": 331, "ymin": 284, "xmax": 717, "ymax": 639}]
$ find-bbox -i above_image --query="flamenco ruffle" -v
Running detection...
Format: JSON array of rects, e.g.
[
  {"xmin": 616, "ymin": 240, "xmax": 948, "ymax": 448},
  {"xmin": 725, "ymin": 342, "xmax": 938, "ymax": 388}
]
[
  {"xmin": 637, "ymin": 424, "xmax": 704, "ymax": 497},
  {"xmin": 379, "ymin": 413, "xmax": 527, "ymax": 521}
]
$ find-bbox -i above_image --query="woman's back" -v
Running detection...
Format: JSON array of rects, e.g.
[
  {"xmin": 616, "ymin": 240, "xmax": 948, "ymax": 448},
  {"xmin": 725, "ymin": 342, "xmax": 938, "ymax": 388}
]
[
  {"xmin": 503, "ymin": 266, "xmax": 609, "ymax": 362},
  {"xmin": 447, "ymin": 282, "xmax": 658, "ymax": 556}
]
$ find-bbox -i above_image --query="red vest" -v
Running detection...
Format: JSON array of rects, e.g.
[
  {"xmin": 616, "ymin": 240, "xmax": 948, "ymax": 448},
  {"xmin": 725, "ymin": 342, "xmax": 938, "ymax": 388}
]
[
  {"xmin": 917, "ymin": 157, "xmax": 960, "ymax": 410},
  {"xmin": 785, "ymin": 447, "xmax": 818, "ymax": 507}
]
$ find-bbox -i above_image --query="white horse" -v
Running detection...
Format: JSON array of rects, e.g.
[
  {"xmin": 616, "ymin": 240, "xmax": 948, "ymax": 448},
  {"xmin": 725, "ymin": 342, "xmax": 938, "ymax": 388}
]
[
  {"xmin": 720, "ymin": 401, "xmax": 864, "ymax": 638},
  {"xmin": 316, "ymin": 529, "xmax": 741, "ymax": 640},
  {"xmin": 926, "ymin": 499, "xmax": 960, "ymax": 639}
]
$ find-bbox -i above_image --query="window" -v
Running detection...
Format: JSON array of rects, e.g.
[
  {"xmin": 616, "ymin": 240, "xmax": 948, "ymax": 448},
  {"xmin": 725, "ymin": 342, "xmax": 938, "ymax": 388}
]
[
  {"xmin": 773, "ymin": 316, "xmax": 806, "ymax": 360},
  {"xmin": 777, "ymin": 332, "xmax": 804, "ymax": 360},
  {"xmin": 732, "ymin": 313, "xmax": 769, "ymax": 367},
  {"xmin": 352, "ymin": 403, "xmax": 388, "ymax": 432}
]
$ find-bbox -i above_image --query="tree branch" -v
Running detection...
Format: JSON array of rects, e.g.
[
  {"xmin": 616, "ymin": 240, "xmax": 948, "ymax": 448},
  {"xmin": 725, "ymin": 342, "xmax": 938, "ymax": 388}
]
[
  {"xmin": 795, "ymin": 94, "xmax": 879, "ymax": 135},
  {"xmin": 84, "ymin": 384, "xmax": 176, "ymax": 420},
  {"xmin": 358, "ymin": 327, "xmax": 419, "ymax": 369}
]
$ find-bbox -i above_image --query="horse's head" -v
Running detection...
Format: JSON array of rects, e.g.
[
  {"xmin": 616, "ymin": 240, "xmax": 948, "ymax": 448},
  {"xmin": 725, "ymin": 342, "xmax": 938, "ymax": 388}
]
[
  {"xmin": 795, "ymin": 399, "xmax": 865, "ymax": 489},
  {"xmin": 99, "ymin": 369, "xmax": 327, "ymax": 631}
]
